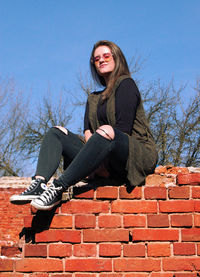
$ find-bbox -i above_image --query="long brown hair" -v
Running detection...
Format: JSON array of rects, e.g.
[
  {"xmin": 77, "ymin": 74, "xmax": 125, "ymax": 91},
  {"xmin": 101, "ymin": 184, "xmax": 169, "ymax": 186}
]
[{"xmin": 90, "ymin": 40, "xmax": 130, "ymax": 101}]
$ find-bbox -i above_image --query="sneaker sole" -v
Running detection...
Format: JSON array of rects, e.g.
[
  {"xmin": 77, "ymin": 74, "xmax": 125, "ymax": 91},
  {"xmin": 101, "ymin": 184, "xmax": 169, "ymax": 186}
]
[
  {"xmin": 30, "ymin": 200, "xmax": 61, "ymax": 211},
  {"xmin": 10, "ymin": 195, "xmax": 39, "ymax": 205}
]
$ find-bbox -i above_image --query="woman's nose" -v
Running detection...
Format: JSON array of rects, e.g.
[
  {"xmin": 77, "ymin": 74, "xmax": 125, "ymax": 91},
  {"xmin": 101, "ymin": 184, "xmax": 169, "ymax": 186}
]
[{"xmin": 99, "ymin": 56, "xmax": 104, "ymax": 63}]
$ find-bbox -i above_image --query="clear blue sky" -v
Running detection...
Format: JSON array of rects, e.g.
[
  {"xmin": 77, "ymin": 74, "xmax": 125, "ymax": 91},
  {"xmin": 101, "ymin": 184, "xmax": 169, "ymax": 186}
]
[{"xmin": 0, "ymin": 0, "xmax": 199, "ymax": 103}]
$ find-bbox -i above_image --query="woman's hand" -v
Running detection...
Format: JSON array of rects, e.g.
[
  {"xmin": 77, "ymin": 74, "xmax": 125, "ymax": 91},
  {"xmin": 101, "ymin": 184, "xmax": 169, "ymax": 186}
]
[{"xmin": 84, "ymin": 129, "xmax": 92, "ymax": 142}]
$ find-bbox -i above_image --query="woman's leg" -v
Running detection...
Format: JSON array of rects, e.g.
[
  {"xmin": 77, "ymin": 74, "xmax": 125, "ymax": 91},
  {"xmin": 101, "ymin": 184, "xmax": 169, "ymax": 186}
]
[
  {"xmin": 57, "ymin": 126, "xmax": 129, "ymax": 189},
  {"xmin": 35, "ymin": 127, "xmax": 84, "ymax": 182},
  {"xmin": 10, "ymin": 126, "xmax": 84, "ymax": 204},
  {"xmin": 31, "ymin": 125, "xmax": 129, "ymax": 210}
]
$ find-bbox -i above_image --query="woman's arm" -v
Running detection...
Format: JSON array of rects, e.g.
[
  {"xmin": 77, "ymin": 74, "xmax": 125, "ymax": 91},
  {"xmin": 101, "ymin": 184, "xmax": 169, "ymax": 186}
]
[
  {"xmin": 115, "ymin": 78, "xmax": 141, "ymax": 135},
  {"xmin": 84, "ymin": 100, "xmax": 93, "ymax": 142}
]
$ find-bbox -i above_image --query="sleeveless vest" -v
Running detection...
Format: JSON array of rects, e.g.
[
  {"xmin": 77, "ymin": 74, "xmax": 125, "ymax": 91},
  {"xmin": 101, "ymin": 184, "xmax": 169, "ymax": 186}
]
[{"xmin": 87, "ymin": 75, "xmax": 158, "ymax": 186}]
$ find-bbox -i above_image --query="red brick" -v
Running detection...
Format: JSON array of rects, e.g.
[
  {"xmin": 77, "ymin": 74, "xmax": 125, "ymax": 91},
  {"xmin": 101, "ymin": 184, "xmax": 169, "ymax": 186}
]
[
  {"xmin": 147, "ymin": 214, "xmax": 169, "ymax": 227},
  {"xmin": 122, "ymin": 273, "xmax": 149, "ymax": 277},
  {"xmin": 150, "ymin": 272, "xmax": 173, "ymax": 277},
  {"xmin": 159, "ymin": 200, "xmax": 194, "ymax": 213},
  {"xmin": 75, "ymin": 214, "xmax": 96, "ymax": 228},
  {"xmin": 123, "ymin": 244, "xmax": 145, "ymax": 257},
  {"xmin": 114, "ymin": 258, "xmax": 161, "ymax": 271},
  {"xmin": 197, "ymin": 243, "xmax": 200, "ymax": 255},
  {"xmin": 49, "ymin": 243, "xmax": 72, "ymax": 257},
  {"xmin": 119, "ymin": 186, "xmax": 142, "ymax": 199},
  {"xmin": 192, "ymin": 186, "xmax": 200, "ymax": 198},
  {"xmin": 15, "ymin": 258, "xmax": 63, "ymax": 272},
  {"xmin": 99, "ymin": 243, "xmax": 121, "ymax": 257},
  {"xmin": 182, "ymin": 228, "xmax": 200, "ymax": 241},
  {"xmin": 163, "ymin": 257, "xmax": 200, "ymax": 271},
  {"xmin": 52, "ymin": 273, "xmax": 72, "ymax": 277},
  {"xmin": 1, "ymin": 246, "xmax": 21, "ymax": 257},
  {"xmin": 65, "ymin": 259, "xmax": 112, "ymax": 272},
  {"xmin": 24, "ymin": 244, "xmax": 47, "ymax": 257},
  {"xmin": 173, "ymin": 272, "xmax": 198, "ymax": 277},
  {"xmin": 145, "ymin": 173, "xmax": 171, "ymax": 187},
  {"xmin": 132, "ymin": 229, "xmax": 179, "ymax": 241},
  {"xmin": 169, "ymin": 186, "xmax": 190, "ymax": 199},
  {"xmin": 50, "ymin": 215, "xmax": 73, "ymax": 228},
  {"xmin": 96, "ymin": 186, "xmax": 118, "ymax": 199},
  {"xmin": 171, "ymin": 214, "xmax": 193, "ymax": 227},
  {"xmin": 154, "ymin": 165, "xmax": 189, "ymax": 175},
  {"xmin": 147, "ymin": 243, "xmax": 170, "ymax": 257},
  {"xmin": 144, "ymin": 187, "xmax": 166, "ymax": 199},
  {"xmin": 61, "ymin": 200, "xmax": 109, "ymax": 214},
  {"xmin": 31, "ymin": 273, "xmax": 49, "ymax": 277},
  {"xmin": 73, "ymin": 244, "xmax": 96, "ymax": 257},
  {"xmin": 75, "ymin": 273, "xmax": 97, "ymax": 277},
  {"xmin": 0, "ymin": 272, "xmax": 24, "ymax": 277},
  {"xmin": 0, "ymin": 258, "xmax": 14, "ymax": 271},
  {"xmin": 111, "ymin": 200, "xmax": 157, "ymax": 213},
  {"xmin": 194, "ymin": 214, "xmax": 200, "ymax": 227},
  {"xmin": 83, "ymin": 229, "xmax": 129, "ymax": 242},
  {"xmin": 99, "ymin": 273, "xmax": 123, "ymax": 277},
  {"xmin": 194, "ymin": 200, "xmax": 200, "ymax": 211},
  {"xmin": 123, "ymin": 215, "xmax": 146, "ymax": 227},
  {"xmin": 35, "ymin": 229, "xmax": 81, "ymax": 243},
  {"xmin": 98, "ymin": 215, "xmax": 122, "ymax": 228},
  {"xmin": 173, "ymin": 242, "xmax": 195, "ymax": 255},
  {"xmin": 178, "ymin": 172, "xmax": 200, "ymax": 185}
]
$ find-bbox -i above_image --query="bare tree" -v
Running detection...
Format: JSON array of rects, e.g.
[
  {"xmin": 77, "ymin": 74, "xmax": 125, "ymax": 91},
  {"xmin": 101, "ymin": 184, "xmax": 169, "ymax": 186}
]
[
  {"xmin": 18, "ymin": 88, "xmax": 76, "ymax": 176},
  {"xmin": 0, "ymin": 79, "xmax": 76, "ymax": 177},
  {"xmin": 0, "ymin": 77, "xmax": 29, "ymax": 176},
  {"xmin": 141, "ymin": 79, "xmax": 200, "ymax": 166}
]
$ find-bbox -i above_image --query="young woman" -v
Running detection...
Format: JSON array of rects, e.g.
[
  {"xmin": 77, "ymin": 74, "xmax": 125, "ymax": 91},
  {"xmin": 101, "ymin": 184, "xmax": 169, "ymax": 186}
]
[{"xmin": 10, "ymin": 40, "xmax": 158, "ymax": 211}]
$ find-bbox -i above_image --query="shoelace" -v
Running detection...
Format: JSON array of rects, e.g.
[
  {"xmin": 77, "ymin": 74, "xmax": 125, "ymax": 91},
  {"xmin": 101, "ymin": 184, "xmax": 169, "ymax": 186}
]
[
  {"xmin": 22, "ymin": 179, "xmax": 39, "ymax": 194},
  {"xmin": 39, "ymin": 184, "xmax": 63, "ymax": 203}
]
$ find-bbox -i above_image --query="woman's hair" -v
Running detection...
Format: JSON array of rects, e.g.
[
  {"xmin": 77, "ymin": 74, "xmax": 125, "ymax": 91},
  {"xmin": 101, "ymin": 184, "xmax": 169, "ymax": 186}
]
[{"xmin": 90, "ymin": 40, "xmax": 130, "ymax": 100}]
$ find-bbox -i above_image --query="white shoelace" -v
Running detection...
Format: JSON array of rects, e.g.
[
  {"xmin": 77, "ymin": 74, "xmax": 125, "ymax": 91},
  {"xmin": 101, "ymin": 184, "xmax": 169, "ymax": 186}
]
[
  {"xmin": 39, "ymin": 184, "xmax": 63, "ymax": 203},
  {"xmin": 22, "ymin": 179, "xmax": 38, "ymax": 194}
]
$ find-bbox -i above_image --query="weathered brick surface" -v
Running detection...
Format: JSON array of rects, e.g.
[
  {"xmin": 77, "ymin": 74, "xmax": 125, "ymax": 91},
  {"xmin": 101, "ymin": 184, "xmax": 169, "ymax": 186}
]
[
  {"xmin": 173, "ymin": 242, "xmax": 196, "ymax": 255},
  {"xmin": 73, "ymin": 244, "xmax": 96, "ymax": 257},
  {"xmin": 0, "ymin": 183, "xmax": 30, "ymax": 249},
  {"xmin": 123, "ymin": 244, "xmax": 145, "ymax": 257},
  {"xmin": 1, "ymin": 166, "xmax": 200, "ymax": 275},
  {"xmin": 123, "ymin": 214, "xmax": 146, "ymax": 227},
  {"xmin": 147, "ymin": 243, "xmax": 171, "ymax": 257},
  {"xmin": 99, "ymin": 243, "xmax": 121, "ymax": 257}
]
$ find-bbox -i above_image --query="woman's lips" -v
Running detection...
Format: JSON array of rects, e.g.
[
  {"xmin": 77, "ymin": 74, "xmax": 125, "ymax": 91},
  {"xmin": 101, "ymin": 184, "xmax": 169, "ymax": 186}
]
[{"xmin": 99, "ymin": 63, "xmax": 107, "ymax": 68}]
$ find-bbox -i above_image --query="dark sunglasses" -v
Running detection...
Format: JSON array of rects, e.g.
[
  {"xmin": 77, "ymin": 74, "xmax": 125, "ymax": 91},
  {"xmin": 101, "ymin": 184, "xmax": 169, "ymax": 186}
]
[{"xmin": 92, "ymin": 53, "xmax": 113, "ymax": 64}]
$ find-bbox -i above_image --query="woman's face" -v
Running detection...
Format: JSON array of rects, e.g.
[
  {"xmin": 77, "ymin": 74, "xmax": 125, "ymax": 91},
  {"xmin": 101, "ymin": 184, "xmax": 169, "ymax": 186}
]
[{"xmin": 93, "ymin": 46, "xmax": 115, "ymax": 80}]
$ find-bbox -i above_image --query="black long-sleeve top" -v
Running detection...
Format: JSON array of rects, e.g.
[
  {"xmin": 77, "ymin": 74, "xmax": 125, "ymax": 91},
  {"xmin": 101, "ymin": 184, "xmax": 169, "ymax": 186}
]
[{"xmin": 84, "ymin": 78, "xmax": 141, "ymax": 135}]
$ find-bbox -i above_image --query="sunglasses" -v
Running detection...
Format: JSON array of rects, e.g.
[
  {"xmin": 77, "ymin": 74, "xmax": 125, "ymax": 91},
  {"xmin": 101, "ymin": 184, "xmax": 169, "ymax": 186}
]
[{"xmin": 92, "ymin": 53, "xmax": 113, "ymax": 64}]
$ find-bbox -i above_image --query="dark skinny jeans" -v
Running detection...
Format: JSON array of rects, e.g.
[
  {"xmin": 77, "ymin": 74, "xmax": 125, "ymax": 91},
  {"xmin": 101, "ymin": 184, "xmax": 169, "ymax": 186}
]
[{"xmin": 35, "ymin": 127, "xmax": 129, "ymax": 190}]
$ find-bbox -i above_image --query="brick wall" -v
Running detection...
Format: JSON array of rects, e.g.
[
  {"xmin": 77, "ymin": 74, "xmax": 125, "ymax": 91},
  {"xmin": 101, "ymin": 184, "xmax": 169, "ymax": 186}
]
[{"xmin": 0, "ymin": 166, "xmax": 200, "ymax": 276}]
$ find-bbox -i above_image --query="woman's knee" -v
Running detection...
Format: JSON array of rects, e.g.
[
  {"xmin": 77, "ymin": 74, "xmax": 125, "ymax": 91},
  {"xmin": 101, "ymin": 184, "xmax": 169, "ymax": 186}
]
[
  {"xmin": 96, "ymin": 125, "xmax": 115, "ymax": 140},
  {"xmin": 53, "ymin": 126, "xmax": 68, "ymax": 135}
]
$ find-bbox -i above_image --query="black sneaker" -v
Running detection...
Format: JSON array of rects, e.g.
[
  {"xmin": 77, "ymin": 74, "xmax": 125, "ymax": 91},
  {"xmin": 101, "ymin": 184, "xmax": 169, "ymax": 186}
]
[
  {"xmin": 30, "ymin": 182, "xmax": 64, "ymax": 211},
  {"xmin": 10, "ymin": 178, "xmax": 47, "ymax": 205}
]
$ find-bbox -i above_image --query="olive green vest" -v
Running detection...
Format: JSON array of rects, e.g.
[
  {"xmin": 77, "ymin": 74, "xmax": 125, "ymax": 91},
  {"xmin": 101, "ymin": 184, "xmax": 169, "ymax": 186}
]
[{"xmin": 87, "ymin": 75, "xmax": 158, "ymax": 186}]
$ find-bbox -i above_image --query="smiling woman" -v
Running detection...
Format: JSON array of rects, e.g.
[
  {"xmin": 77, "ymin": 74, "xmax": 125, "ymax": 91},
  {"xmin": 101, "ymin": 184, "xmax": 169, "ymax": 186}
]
[
  {"xmin": 92, "ymin": 46, "xmax": 115, "ymax": 82},
  {"xmin": 10, "ymin": 40, "xmax": 158, "ymax": 211}
]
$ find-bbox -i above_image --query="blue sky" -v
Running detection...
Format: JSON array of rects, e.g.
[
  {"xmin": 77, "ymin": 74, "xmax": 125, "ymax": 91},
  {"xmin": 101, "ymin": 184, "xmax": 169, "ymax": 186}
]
[{"xmin": 0, "ymin": 0, "xmax": 199, "ymax": 104}]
